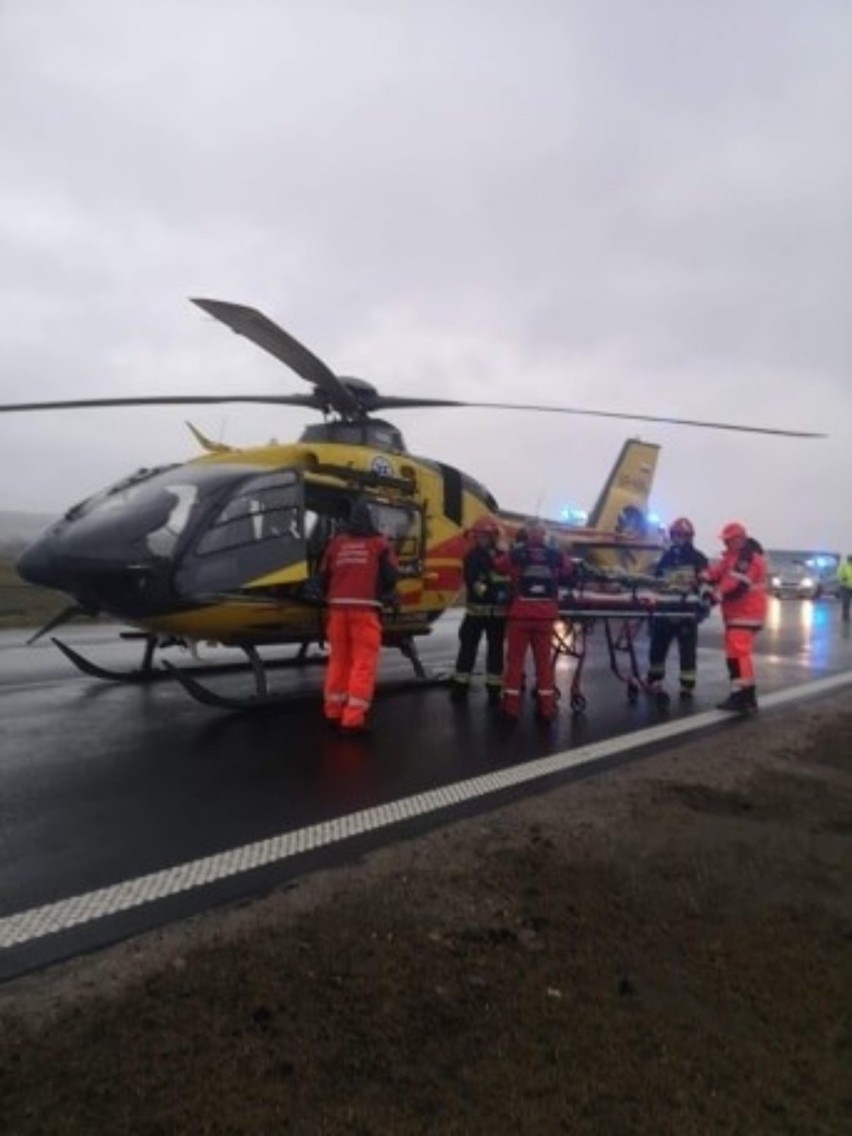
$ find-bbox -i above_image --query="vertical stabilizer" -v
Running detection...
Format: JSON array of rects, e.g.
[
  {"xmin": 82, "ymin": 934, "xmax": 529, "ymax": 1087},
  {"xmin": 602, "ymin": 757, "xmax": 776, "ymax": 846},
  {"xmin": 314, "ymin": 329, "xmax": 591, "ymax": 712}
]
[
  {"xmin": 586, "ymin": 438, "xmax": 659, "ymax": 535},
  {"xmin": 494, "ymin": 437, "xmax": 663, "ymax": 573}
]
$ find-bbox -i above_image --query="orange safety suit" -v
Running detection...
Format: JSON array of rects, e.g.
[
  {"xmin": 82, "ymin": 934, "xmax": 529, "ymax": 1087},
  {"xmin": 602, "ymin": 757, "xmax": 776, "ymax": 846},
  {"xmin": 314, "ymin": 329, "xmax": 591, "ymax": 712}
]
[
  {"xmin": 499, "ymin": 534, "xmax": 573, "ymax": 720},
  {"xmin": 319, "ymin": 529, "xmax": 399, "ymax": 730},
  {"xmin": 705, "ymin": 538, "xmax": 767, "ymax": 687}
]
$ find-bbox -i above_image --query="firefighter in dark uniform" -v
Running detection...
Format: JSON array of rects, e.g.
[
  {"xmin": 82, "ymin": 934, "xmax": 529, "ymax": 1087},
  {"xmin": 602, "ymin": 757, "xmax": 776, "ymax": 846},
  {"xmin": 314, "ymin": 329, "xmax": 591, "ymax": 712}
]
[
  {"xmin": 647, "ymin": 516, "xmax": 709, "ymax": 701},
  {"xmin": 450, "ymin": 515, "xmax": 510, "ymax": 706}
]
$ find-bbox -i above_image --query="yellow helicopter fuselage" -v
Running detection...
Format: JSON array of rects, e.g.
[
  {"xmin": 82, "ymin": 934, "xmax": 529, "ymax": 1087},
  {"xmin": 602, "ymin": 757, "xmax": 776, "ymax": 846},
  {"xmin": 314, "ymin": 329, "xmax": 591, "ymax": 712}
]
[{"xmin": 18, "ymin": 430, "xmax": 663, "ymax": 650}]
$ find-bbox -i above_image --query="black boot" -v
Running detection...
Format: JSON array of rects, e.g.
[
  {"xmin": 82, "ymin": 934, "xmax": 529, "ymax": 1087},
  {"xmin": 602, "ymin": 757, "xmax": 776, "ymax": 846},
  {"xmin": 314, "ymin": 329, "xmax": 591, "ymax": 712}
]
[
  {"xmin": 743, "ymin": 685, "xmax": 758, "ymax": 711},
  {"xmin": 716, "ymin": 688, "xmax": 748, "ymax": 712},
  {"xmin": 450, "ymin": 679, "xmax": 470, "ymax": 702}
]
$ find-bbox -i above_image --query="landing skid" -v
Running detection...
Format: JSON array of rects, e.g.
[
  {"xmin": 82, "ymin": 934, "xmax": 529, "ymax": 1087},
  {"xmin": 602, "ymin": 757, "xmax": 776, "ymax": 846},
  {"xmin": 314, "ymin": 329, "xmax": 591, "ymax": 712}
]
[
  {"xmin": 164, "ymin": 634, "xmax": 449, "ymax": 711},
  {"xmin": 51, "ymin": 635, "xmax": 328, "ymax": 685}
]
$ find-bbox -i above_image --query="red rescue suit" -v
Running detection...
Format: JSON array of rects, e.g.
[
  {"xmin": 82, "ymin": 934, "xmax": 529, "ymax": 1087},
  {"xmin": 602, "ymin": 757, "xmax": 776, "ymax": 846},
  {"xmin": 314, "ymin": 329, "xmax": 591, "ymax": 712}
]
[
  {"xmin": 319, "ymin": 530, "xmax": 398, "ymax": 729},
  {"xmin": 705, "ymin": 538, "xmax": 767, "ymax": 687},
  {"xmin": 499, "ymin": 534, "xmax": 573, "ymax": 720}
]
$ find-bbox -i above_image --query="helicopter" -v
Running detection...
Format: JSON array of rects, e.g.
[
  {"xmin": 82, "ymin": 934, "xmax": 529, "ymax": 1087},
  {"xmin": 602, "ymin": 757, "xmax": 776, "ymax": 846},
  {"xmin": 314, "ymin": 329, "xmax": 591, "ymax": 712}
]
[{"xmin": 1, "ymin": 298, "xmax": 825, "ymax": 709}]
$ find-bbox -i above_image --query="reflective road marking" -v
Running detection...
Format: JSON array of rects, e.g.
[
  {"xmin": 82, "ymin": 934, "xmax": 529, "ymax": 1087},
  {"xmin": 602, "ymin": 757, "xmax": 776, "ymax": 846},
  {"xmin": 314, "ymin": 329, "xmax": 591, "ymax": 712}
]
[{"xmin": 3, "ymin": 670, "xmax": 851, "ymax": 950}]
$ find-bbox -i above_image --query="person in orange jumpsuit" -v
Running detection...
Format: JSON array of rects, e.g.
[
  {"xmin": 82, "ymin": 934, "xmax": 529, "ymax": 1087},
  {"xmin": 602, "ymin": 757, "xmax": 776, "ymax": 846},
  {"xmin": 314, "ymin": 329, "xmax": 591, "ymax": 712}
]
[
  {"xmin": 704, "ymin": 521, "xmax": 768, "ymax": 712},
  {"xmin": 319, "ymin": 498, "xmax": 399, "ymax": 734},
  {"xmin": 499, "ymin": 520, "xmax": 574, "ymax": 722}
]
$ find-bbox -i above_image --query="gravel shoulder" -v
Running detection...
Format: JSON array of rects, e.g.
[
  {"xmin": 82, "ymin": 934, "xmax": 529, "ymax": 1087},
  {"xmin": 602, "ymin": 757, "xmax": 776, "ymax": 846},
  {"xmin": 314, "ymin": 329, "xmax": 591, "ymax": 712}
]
[{"xmin": 2, "ymin": 693, "xmax": 851, "ymax": 1135}]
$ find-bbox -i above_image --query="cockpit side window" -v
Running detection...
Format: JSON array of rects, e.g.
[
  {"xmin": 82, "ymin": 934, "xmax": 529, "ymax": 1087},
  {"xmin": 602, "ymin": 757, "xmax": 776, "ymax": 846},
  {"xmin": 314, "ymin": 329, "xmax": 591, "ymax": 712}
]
[
  {"xmin": 175, "ymin": 470, "xmax": 306, "ymax": 597},
  {"xmin": 195, "ymin": 472, "xmax": 301, "ymax": 556}
]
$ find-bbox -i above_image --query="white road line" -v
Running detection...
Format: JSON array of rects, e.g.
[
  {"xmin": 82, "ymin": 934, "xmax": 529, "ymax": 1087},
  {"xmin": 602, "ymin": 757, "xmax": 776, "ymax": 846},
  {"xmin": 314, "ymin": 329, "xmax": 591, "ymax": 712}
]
[{"xmin": 3, "ymin": 670, "xmax": 851, "ymax": 951}]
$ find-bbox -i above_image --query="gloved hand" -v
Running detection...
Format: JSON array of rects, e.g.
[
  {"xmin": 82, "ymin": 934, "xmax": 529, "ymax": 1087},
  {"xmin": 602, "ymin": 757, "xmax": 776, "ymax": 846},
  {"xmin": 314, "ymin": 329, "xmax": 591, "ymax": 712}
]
[
  {"xmin": 295, "ymin": 576, "xmax": 326, "ymax": 606},
  {"xmin": 381, "ymin": 590, "xmax": 402, "ymax": 615},
  {"xmin": 398, "ymin": 560, "xmax": 422, "ymax": 579}
]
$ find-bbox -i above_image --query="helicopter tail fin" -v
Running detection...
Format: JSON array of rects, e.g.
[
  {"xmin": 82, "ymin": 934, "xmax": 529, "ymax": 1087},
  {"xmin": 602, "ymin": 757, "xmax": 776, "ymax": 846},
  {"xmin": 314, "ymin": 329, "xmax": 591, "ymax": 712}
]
[
  {"xmin": 585, "ymin": 438, "xmax": 660, "ymax": 534},
  {"xmin": 548, "ymin": 437, "xmax": 663, "ymax": 573}
]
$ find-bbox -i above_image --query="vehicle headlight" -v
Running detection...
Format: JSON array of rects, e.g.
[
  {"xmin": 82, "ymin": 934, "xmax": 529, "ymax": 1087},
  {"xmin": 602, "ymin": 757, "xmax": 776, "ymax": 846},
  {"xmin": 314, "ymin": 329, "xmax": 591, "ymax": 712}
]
[
  {"xmin": 800, "ymin": 576, "xmax": 814, "ymax": 589},
  {"xmin": 771, "ymin": 576, "xmax": 781, "ymax": 587}
]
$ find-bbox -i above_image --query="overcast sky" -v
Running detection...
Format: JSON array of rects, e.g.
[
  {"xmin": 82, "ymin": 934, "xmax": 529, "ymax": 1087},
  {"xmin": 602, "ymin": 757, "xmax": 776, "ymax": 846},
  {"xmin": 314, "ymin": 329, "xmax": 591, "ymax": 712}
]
[{"xmin": 1, "ymin": 0, "xmax": 850, "ymax": 553}]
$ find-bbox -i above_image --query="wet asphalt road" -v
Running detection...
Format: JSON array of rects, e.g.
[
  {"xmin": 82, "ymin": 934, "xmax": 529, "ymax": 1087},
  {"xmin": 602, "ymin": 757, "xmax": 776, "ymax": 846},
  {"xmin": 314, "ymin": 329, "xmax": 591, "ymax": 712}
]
[{"xmin": 1, "ymin": 599, "xmax": 850, "ymax": 980}]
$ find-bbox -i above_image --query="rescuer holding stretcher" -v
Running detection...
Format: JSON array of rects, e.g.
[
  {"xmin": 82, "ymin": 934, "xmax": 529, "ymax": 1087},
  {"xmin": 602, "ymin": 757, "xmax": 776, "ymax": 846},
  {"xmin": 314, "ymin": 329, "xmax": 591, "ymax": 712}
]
[
  {"xmin": 499, "ymin": 520, "xmax": 575, "ymax": 722},
  {"xmin": 646, "ymin": 517, "xmax": 710, "ymax": 701},
  {"xmin": 703, "ymin": 520, "xmax": 768, "ymax": 712},
  {"xmin": 318, "ymin": 497, "xmax": 400, "ymax": 734},
  {"xmin": 450, "ymin": 516, "xmax": 510, "ymax": 706}
]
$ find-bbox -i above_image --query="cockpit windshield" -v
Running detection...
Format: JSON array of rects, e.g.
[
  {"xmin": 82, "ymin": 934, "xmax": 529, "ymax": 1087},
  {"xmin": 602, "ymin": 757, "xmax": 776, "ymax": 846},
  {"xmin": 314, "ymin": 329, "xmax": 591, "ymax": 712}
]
[
  {"xmin": 65, "ymin": 465, "xmax": 183, "ymax": 522},
  {"xmin": 60, "ymin": 463, "xmax": 275, "ymax": 562}
]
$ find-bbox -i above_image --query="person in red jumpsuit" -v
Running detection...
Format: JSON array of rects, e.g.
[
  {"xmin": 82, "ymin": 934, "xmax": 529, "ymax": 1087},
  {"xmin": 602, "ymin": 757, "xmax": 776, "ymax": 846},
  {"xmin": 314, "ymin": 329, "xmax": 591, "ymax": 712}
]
[
  {"xmin": 704, "ymin": 521, "xmax": 768, "ymax": 712},
  {"xmin": 319, "ymin": 498, "xmax": 399, "ymax": 734},
  {"xmin": 499, "ymin": 521, "xmax": 574, "ymax": 722}
]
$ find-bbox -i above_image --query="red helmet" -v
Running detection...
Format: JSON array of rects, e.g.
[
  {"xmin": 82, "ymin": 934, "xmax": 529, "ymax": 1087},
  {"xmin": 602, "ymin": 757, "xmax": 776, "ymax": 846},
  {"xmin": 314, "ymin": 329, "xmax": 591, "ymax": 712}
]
[
  {"xmin": 720, "ymin": 521, "xmax": 747, "ymax": 543},
  {"xmin": 469, "ymin": 515, "xmax": 501, "ymax": 538},
  {"xmin": 525, "ymin": 519, "xmax": 548, "ymax": 544},
  {"xmin": 669, "ymin": 517, "xmax": 695, "ymax": 539}
]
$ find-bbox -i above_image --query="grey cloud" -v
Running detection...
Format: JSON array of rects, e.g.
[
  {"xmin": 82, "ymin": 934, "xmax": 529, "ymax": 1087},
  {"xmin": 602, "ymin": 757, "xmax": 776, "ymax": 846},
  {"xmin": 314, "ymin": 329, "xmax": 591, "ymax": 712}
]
[{"xmin": 0, "ymin": 0, "xmax": 849, "ymax": 547}]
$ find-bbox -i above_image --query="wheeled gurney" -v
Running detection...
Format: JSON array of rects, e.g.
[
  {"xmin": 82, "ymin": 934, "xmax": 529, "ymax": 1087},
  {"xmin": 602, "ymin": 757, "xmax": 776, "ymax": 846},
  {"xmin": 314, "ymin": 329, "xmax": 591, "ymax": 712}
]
[{"xmin": 552, "ymin": 578, "xmax": 709, "ymax": 712}]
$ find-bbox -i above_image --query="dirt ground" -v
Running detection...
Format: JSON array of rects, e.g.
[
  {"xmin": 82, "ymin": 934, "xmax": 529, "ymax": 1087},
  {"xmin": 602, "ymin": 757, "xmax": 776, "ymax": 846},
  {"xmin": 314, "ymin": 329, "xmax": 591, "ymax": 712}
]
[{"xmin": 1, "ymin": 694, "xmax": 850, "ymax": 1135}]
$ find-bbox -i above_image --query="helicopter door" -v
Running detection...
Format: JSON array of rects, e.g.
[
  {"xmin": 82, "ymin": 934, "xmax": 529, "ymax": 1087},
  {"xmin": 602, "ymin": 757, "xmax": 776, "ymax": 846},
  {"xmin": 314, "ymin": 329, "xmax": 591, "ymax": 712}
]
[{"xmin": 368, "ymin": 500, "xmax": 424, "ymax": 599}]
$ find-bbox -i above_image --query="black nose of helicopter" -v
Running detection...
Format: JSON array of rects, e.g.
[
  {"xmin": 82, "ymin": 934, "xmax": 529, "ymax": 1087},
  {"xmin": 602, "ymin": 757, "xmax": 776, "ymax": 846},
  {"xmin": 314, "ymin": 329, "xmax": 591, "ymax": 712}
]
[{"xmin": 16, "ymin": 531, "xmax": 69, "ymax": 591}]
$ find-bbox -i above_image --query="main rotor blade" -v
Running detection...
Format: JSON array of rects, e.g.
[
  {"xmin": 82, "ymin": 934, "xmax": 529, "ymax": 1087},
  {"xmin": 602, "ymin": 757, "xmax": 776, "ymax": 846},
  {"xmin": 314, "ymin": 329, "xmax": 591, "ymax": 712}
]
[
  {"xmin": 0, "ymin": 394, "xmax": 324, "ymax": 413},
  {"xmin": 0, "ymin": 391, "xmax": 825, "ymax": 439},
  {"xmin": 368, "ymin": 397, "xmax": 826, "ymax": 439},
  {"xmin": 191, "ymin": 298, "xmax": 361, "ymax": 416}
]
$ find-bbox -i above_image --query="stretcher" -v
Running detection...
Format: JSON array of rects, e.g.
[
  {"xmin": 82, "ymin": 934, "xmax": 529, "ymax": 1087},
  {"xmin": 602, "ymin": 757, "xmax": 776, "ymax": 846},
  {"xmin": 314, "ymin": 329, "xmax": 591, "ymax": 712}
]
[{"xmin": 552, "ymin": 579, "xmax": 710, "ymax": 712}]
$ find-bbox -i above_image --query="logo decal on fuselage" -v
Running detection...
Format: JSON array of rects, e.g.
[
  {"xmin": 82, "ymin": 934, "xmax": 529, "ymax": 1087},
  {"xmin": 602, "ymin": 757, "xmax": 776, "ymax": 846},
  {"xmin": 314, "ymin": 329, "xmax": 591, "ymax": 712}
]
[{"xmin": 371, "ymin": 455, "xmax": 394, "ymax": 478}]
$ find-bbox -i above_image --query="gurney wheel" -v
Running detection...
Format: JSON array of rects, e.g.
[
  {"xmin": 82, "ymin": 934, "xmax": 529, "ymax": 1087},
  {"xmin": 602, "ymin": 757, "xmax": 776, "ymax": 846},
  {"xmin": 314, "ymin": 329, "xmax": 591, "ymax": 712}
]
[
  {"xmin": 626, "ymin": 681, "xmax": 640, "ymax": 704},
  {"xmin": 570, "ymin": 693, "xmax": 587, "ymax": 713}
]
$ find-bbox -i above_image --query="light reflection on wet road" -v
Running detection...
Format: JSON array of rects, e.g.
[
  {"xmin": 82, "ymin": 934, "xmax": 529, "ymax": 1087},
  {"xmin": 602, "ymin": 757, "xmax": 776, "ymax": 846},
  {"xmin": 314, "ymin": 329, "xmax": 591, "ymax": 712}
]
[{"xmin": 1, "ymin": 598, "xmax": 849, "ymax": 978}]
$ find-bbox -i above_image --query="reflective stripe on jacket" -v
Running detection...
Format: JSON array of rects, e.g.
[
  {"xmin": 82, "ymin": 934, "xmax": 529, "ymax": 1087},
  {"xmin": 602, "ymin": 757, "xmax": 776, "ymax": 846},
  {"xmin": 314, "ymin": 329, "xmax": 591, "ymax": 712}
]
[
  {"xmin": 320, "ymin": 533, "xmax": 399, "ymax": 608},
  {"xmin": 498, "ymin": 539, "xmax": 573, "ymax": 621},
  {"xmin": 653, "ymin": 543, "xmax": 709, "ymax": 590},
  {"xmin": 463, "ymin": 545, "xmax": 510, "ymax": 617},
  {"xmin": 705, "ymin": 540, "xmax": 767, "ymax": 627}
]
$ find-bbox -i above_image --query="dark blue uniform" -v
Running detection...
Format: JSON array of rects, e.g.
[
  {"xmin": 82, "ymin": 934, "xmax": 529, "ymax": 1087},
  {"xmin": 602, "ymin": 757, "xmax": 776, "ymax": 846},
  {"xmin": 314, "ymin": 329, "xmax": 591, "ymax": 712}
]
[
  {"xmin": 451, "ymin": 543, "xmax": 510, "ymax": 703},
  {"xmin": 648, "ymin": 542, "xmax": 709, "ymax": 696}
]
